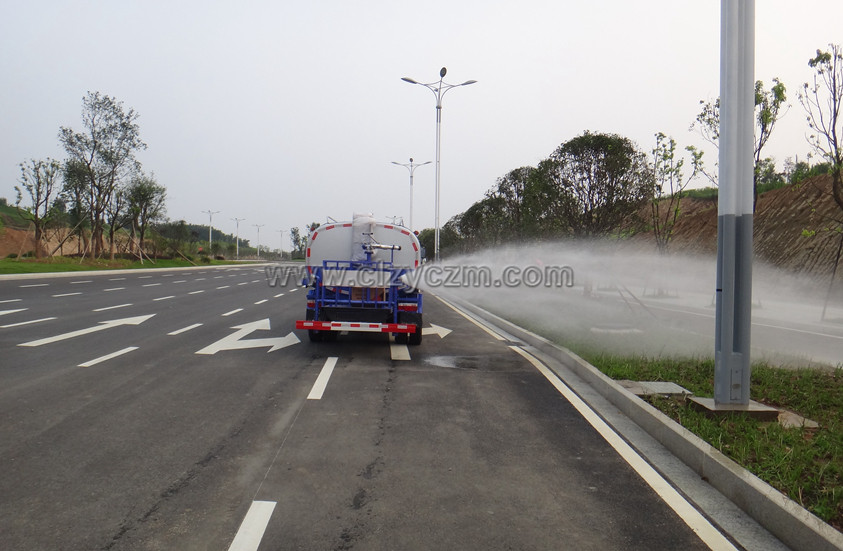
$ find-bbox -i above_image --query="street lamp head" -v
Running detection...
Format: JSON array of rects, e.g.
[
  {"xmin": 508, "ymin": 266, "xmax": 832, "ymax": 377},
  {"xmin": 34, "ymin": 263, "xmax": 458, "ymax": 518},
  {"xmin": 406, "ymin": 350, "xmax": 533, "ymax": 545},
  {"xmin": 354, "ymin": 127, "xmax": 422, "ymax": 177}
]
[
  {"xmin": 409, "ymin": 157, "xmax": 413, "ymax": 162},
  {"xmin": 401, "ymin": 77, "xmax": 418, "ymax": 84},
  {"xmin": 439, "ymin": 67, "xmax": 447, "ymax": 78},
  {"xmin": 461, "ymin": 80, "xmax": 478, "ymax": 86}
]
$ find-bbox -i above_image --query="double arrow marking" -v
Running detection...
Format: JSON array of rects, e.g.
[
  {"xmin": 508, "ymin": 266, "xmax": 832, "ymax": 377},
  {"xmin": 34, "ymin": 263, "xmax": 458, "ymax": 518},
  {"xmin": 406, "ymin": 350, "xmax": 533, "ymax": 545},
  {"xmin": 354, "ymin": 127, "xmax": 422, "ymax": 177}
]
[{"xmin": 196, "ymin": 319, "xmax": 300, "ymax": 355}]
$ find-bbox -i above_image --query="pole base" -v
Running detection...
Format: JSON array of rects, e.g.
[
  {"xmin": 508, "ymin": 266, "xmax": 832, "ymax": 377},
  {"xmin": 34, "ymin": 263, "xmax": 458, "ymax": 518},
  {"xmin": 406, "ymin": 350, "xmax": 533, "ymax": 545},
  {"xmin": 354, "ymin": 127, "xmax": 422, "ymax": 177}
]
[{"xmin": 689, "ymin": 396, "xmax": 779, "ymax": 421}]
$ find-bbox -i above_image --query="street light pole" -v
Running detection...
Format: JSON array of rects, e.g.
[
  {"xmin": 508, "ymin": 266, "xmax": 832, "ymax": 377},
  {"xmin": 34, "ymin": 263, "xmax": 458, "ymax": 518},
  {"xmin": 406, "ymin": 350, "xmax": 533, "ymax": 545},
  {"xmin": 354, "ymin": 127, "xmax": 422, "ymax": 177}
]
[
  {"xmin": 253, "ymin": 224, "xmax": 265, "ymax": 259},
  {"xmin": 201, "ymin": 210, "xmax": 220, "ymax": 253},
  {"xmin": 232, "ymin": 217, "xmax": 245, "ymax": 260},
  {"xmin": 402, "ymin": 67, "xmax": 476, "ymax": 261},
  {"xmin": 391, "ymin": 157, "xmax": 431, "ymax": 231},
  {"xmin": 277, "ymin": 229, "xmax": 285, "ymax": 260}
]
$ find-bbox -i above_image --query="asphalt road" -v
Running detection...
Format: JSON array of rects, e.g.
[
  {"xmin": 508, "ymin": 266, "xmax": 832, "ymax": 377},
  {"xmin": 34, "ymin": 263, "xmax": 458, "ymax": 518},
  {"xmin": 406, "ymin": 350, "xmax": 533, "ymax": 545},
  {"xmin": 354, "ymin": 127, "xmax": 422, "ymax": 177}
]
[{"xmin": 0, "ymin": 264, "xmax": 770, "ymax": 550}]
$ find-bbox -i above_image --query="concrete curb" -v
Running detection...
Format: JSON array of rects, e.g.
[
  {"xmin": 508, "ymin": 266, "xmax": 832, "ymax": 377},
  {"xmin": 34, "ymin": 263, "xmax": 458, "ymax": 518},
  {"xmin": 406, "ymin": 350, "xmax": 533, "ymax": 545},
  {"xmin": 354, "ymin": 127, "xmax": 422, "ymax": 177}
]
[{"xmin": 452, "ymin": 297, "xmax": 843, "ymax": 551}]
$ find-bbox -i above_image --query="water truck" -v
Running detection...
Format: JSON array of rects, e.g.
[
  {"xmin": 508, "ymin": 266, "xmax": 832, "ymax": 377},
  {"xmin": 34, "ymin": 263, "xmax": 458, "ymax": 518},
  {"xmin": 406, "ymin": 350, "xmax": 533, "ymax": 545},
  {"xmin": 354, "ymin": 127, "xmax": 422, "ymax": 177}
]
[{"xmin": 295, "ymin": 213, "xmax": 424, "ymax": 345}]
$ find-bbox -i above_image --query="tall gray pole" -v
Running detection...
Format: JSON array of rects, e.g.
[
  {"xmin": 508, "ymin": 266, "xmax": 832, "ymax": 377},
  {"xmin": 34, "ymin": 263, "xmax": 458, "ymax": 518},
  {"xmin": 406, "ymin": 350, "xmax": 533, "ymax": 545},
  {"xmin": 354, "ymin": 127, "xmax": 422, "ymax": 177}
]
[
  {"xmin": 253, "ymin": 224, "xmax": 265, "ymax": 259},
  {"xmin": 202, "ymin": 209, "xmax": 220, "ymax": 252},
  {"xmin": 714, "ymin": 0, "xmax": 755, "ymax": 405},
  {"xmin": 232, "ymin": 217, "xmax": 245, "ymax": 260},
  {"xmin": 392, "ymin": 157, "xmax": 431, "ymax": 231},
  {"xmin": 402, "ymin": 68, "xmax": 476, "ymax": 261}
]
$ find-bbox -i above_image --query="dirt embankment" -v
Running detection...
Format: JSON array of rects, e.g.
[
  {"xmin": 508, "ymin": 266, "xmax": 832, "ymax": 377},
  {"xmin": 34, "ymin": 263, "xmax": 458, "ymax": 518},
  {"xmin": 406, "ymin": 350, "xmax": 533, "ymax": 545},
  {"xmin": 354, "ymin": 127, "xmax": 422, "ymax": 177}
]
[
  {"xmin": 0, "ymin": 226, "xmax": 83, "ymax": 259},
  {"xmin": 639, "ymin": 175, "xmax": 843, "ymax": 283}
]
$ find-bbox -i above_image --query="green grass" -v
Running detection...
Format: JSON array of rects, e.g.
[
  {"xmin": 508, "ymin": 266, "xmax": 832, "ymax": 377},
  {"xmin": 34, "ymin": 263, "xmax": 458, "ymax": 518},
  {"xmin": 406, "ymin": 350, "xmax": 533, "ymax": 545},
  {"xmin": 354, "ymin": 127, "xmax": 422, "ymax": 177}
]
[
  {"xmin": 584, "ymin": 354, "xmax": 843, "ymax": 530},
  {"xmin": 0, "ymin": 256, "xmax": 242, "ymax": 274}
]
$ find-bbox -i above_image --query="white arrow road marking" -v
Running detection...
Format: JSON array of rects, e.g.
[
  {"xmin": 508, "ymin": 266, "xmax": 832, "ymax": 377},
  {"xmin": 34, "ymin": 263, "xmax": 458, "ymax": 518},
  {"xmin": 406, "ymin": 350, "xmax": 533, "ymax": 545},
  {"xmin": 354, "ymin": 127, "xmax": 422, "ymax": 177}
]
[
  {"xmin": 422, "ymin": 324, "xmax": 452, "ymax": 338},
  {"xmin": 0, "ymin": 309, "xmax": 27, "ymax": 317},
  {"xmin": 195, "ymin": 319, "xmax": 300, "ymax": 355},
  {"xmin": 18, "ymin": 314, "xmax": 156, "ymax": 347}
]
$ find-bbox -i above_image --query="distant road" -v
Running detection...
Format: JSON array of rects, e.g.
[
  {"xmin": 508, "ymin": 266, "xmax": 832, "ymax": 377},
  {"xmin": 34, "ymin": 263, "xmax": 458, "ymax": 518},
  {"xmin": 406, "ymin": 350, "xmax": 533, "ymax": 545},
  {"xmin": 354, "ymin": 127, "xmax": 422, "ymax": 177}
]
[{"xmin": 0, "ymin": 264, "xmax": 777, "ymax": 549}]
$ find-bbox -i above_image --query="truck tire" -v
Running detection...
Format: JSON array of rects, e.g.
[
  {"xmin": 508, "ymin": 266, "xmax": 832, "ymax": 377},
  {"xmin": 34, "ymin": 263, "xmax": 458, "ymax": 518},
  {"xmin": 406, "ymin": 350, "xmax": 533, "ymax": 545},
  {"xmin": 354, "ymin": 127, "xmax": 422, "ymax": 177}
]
[
  {"xmin": 400, "ymin": 312, "xmax": 422, "ymax": 346},
  {"xmin": 408, "ymin": 316, "xmax": 422, "ymax": 345},
  {"xmin": 306, "ymin": 310, "xmax": 323, "ymax": 342}
]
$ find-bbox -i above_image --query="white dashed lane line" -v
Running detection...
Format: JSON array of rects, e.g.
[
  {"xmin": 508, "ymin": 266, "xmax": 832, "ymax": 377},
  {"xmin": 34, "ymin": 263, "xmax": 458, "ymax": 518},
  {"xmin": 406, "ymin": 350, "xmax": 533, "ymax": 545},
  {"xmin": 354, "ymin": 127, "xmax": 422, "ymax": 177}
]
[
  {"xmin": 93, "ymin": 304, "xmax": 132, "ymax": 312},
  {"xmin": 78, "ymin": 346, "xmax": 139, "ymax": 368},
  {"xmin": 307, "ymin": 357, "xmax": 338, "ymax": 400},
  {"xmin": 168, "ymin": 323, "xmax": 202, "ymax": 335},
  {"xmin": 0, "ymin": 317, "xmax": 56, "ymax": 328}
]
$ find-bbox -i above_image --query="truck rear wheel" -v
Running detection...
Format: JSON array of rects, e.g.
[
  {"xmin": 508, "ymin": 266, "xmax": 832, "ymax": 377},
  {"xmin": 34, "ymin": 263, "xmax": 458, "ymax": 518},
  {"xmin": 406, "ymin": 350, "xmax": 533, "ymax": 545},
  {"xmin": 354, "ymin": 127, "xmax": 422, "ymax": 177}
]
[
  {"xmin": 306, "ymin": 310, "xmax": 323, "ymax": 342},
  {"xmin": 400, "ymin": 312, "xmax": 422, "ymax": 346},
  {"xmin": 408, "ymin": 319, "xmax": 422, "ymax": 345}
]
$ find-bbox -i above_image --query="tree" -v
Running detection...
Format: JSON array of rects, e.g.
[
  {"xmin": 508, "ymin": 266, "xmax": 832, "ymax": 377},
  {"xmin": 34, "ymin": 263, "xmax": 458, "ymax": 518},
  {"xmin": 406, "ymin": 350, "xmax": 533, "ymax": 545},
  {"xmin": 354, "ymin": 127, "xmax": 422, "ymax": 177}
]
[
  {"xmin": 59, "ymin": 91, "xmax": 146, "ymax": 258},
  {"xmin": 15, "ymin": 158, "xmax": 62, "ymax": 258},
  {"xmin": 800, "ymin": 44, "xmax": 843, "ymax": 214},
  {"xmin": 691, "ymin": 78, "xmax": 788, "ymax": 208},
  {"xmin": 650, "ymin": 133, "xmax": 703, "ymax": 254},
  {"xmin": 290, "ymin": 227, "xmax": 306, "ymax": 258},
  {"xmin": 126, "ymin": 173, "xmax": 166, "ymax": 256},
  {"xmin": 799, "ymin": 43, "xmax": 843, "ymax": 320},
  {"xmin": 543, "ymin": 131, "xmax": 652, "ymax": 238}
]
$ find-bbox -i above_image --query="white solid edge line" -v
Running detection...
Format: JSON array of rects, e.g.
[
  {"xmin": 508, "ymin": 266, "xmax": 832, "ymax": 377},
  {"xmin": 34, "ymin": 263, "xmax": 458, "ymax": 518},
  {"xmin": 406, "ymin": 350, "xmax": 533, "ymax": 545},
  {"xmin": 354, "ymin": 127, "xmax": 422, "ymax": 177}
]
[
  {"xmin": 168, "ymin": 323, "xmax": 203, "ymax": 335},
  {"xmin": 509, "ymin": 345, "xmax": 737, "ymax": 551},
  {"xmin": 79, "ymin": 346, "xmax": 139, "ymax": 368},
  {"xmin": 435, "ymin": 295, "xmax": 505, "ymax": 341},
  {"xmin": 390, "ymin": 342, "xmax": 411, "ymax": 361},
  {"xmin": 228, "ymin": 500, "xmax": 277, "ymax": 551},
  {"xmin": 307, "ymin": 357, "xmax": 338, "ymax": 400}
]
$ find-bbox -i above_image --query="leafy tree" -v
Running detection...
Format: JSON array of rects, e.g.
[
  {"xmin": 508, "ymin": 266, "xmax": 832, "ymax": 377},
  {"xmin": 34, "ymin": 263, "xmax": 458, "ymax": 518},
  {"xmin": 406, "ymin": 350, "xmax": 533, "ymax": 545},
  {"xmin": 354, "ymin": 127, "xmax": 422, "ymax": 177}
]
[
  {"xmin": 59, "ymin": 91, "xmax": 146, "ymax": 258},
  {"xmin": 103, "ymin": 183, "xmax": 129, "ymax": 259},
  {"xmin": 800, "ymin": 44, "xmax": 843, "ymax": 214},
  {"xmin": 15, "ymin": 158, "xmax": 62, "ymax": 258},
  {"xmin": 61, "ymin": 159, "xmax": 91, "ymax": 255},
  {"xmin": 691, "ymin": 78, "xmax": 788, "ymax": 208},
  {"xmin": 650, "ymin": 134, "xmax": 703, "ymax": 254},
  {"xmin": 799, "ymin": 43, "xmax": 843, "ymax": 320},
  {"xmin": 543, "ymin": 131, "xmax": 652, "ymax": 238},
  {"xmin": 290, "ymin": 227, "xmax": 305, "ymax": 258},
  {"xmin": 126, "ymin": 173, "xmax": 166, "ymax": 256}
]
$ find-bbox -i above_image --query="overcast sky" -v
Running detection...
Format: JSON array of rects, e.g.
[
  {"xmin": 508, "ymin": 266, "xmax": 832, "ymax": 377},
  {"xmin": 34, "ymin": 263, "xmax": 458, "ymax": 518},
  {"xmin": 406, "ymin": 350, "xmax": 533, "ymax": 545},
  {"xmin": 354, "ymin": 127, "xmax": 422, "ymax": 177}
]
[{"xmin": 1, "ymin": 1, "xmax": 841, "ymax": 249}]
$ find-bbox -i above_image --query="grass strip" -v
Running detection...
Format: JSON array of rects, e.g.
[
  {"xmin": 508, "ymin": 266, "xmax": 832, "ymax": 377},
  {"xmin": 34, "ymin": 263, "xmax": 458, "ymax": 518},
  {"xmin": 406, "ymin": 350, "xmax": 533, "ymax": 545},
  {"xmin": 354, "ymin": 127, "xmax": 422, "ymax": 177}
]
[
  {"xmin": 583, "ymin": 353, "xmax": 843, "ymax": 531},
  {"xmin": 0, "ymin": 256, "xmax": 242, "ymax": 274}
]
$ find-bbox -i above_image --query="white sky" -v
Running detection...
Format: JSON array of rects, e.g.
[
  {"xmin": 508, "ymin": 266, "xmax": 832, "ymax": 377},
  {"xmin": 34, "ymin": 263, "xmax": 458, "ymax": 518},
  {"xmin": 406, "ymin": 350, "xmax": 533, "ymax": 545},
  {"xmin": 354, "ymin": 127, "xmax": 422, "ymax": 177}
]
[{"xmin": 1, "ymin": 1, "xmax": 841, "ymax": 249}]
